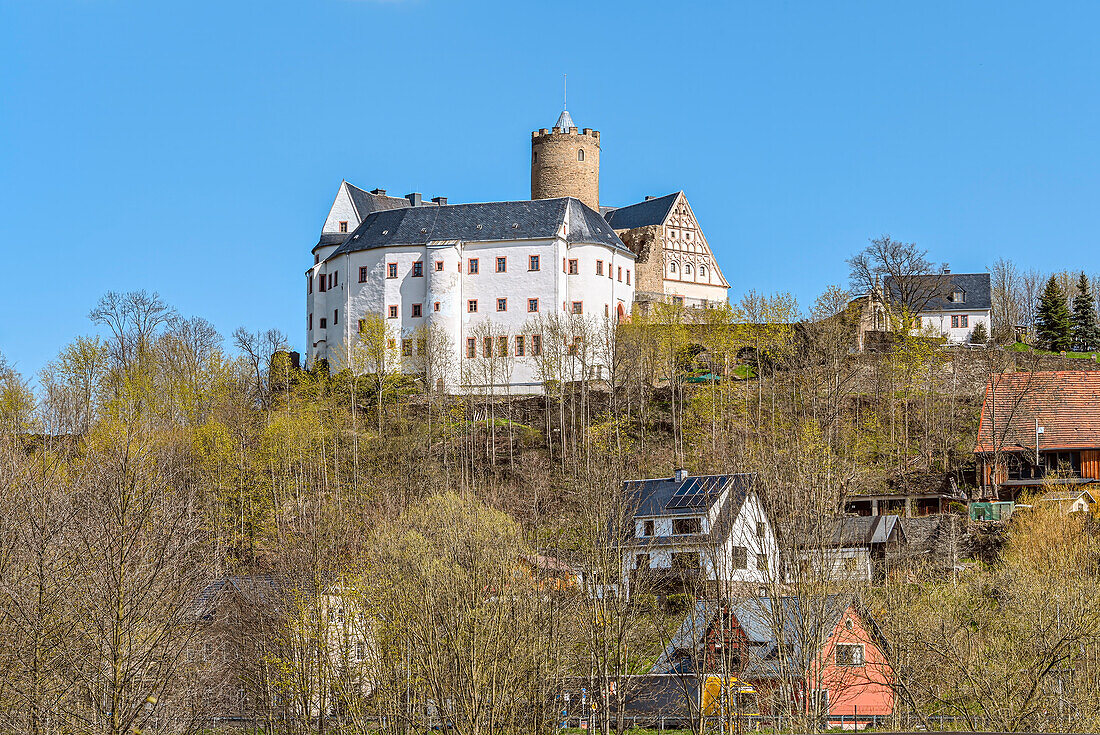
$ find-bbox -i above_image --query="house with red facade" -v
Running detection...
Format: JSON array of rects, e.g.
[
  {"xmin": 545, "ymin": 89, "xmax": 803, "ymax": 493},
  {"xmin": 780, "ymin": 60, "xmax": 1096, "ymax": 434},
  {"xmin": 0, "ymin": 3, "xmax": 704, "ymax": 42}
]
[
  {"xmin": 651, "ymin": 596, "xmax": 894, "ymax": 724},
  {"xmin": 975, "ymin": 371, "xmax": 1100, "ymax": 499}
]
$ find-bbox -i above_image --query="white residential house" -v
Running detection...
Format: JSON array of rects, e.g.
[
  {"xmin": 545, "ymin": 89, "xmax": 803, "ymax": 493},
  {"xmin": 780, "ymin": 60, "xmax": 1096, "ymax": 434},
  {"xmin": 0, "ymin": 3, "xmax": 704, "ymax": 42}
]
[
  {"xmin": 885, "ymin": 271, "xmax": 992, "ymax": 344},
  {"xmin": 796, "ymin": 515, "xmax": 907, "ymax": 584},
  {"xmin": 619, "ymin": 470, "xmax": 780, "ymax": 599},
  {"xmin": 307, "ymin": 183, "xmax": 635, "ymax": 394},
  {"xmin": 1039, "ymin": 489, "xmax": 1096, "ymax": 514}
]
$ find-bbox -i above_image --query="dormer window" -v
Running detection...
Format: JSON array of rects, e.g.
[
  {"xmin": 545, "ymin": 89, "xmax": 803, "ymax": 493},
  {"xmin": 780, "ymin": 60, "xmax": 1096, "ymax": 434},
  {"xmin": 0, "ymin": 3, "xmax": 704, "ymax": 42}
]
[
  {"xmin": 672, "ymin": 517, "xmax": 702, "ymax": 535},
  {"xmin": 643, "ymin": 520, "xmax": 654, "ymax": 536},
  {"xmin": 952, "ymin": 290, "xmax": 965, "ymax": 303}
]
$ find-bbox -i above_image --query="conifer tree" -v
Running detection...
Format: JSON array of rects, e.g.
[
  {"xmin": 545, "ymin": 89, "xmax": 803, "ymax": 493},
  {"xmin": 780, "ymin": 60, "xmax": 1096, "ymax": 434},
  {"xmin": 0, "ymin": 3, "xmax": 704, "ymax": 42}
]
[
  {"xmin": 1072, "ymin": 272, "xmax": 1100, "ymax": 352},
  {"xmin": 1036, "ymin": 275, "xmax": 1073, "ymax": 351}
]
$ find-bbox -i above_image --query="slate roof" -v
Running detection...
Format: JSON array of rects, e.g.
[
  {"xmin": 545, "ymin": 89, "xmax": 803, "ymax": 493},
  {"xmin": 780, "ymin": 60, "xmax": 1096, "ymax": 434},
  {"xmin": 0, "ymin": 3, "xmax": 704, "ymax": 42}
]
[
  {"xmin": 314, "ymin": 232, "xmax": 350, "ymax": 250},
  {"xmin": 826, "ymin": 515, "xmax": 906, "ymax": 548},
  {"xmin": 975, "ymin": 371, "xmax": 1100, "ymax": 452},
  {"xmin": 651, "ymin": 596, "xmax": 848, "ymax": 678},
  {"xmin": 195, "ymin": 575, "xmax": 283, "ymax": 619},
  {"xmin": 603, "ymin": 192, "xmax": 680, "ymax": 231},
  {"xmin": 623, "ymin": 473, "xmax": 756, "ymax": 518},
  {"xmin": 884, "ymin": 272, "xmax": 991, "ymax": 312},
  {"xmin": 345, "ymin": 182, "xmax": 422, "ymax": 218},
  {"xmin": 327, "ymin": 197, "xmax": 629, "ymax": 260}
]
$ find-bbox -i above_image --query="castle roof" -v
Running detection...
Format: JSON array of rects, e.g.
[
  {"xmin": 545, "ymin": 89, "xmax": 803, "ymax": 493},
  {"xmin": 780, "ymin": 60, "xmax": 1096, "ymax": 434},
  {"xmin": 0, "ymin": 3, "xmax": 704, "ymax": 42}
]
[
  {"xmin": 326, "ymin": 197, "xmax": 630, "ymax": 260},
  {"xmin": 603, "ymin": 192, "xmax": 680, "ymax": 230},
  {"xmin": 554, "ymin": 108, "xmax": 576, "ymax": 130},
  {"xmin": 345, "ymin": 182, "xmax": 424, "ymax": 218}
]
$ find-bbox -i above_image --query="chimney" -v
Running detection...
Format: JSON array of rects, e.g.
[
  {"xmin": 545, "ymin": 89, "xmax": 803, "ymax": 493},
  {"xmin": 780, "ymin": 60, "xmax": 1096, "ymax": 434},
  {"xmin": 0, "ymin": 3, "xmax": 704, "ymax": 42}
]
[
  {"xmin": 942, "ymin": 263, "xmax": 951, "ymax": 274},
  {"xmin": 645, "ymin": 195, "xmax": 656, "ymax": 201},
  {"xmin": 370, "ymin": 188, "xmax": 387, "ymax": 196},
  {"xmin": 674, "ymin": 468, "xmax": 689, "ymax": 483},
  {"xmin": 431, "ymin": 196, "xmax": 448, "ymax": 206},
  {"xmin": 406, "ymin": 192, "xmax": 422, "ymax": 207}
]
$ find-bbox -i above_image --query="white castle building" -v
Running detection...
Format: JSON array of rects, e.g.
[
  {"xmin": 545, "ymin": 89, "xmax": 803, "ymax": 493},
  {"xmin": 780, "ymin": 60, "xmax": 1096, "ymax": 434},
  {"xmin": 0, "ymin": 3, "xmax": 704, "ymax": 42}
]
[{"xmin": 305, "ymin": 107, "xmax": 730, "ymax": 393}]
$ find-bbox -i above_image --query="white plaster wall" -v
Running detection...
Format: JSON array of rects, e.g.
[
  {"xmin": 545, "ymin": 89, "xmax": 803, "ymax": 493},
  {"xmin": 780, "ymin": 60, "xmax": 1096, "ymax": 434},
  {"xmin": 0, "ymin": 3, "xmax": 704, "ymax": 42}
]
[
  {"xmin": 307, "ymin": 236, "xmax": 635, "ymax": 393},
  {"xmin": 323, "ymin": 183, "xmax": 361, "ymax": 233},
  {"xmin": 915, "ymin": 309, "xmax": 991, "ymax": 343}
]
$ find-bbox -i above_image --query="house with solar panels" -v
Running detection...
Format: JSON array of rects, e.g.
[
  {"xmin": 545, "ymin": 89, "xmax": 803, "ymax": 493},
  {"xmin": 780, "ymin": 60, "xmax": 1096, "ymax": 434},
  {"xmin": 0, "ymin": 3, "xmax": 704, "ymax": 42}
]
[
  {"xmin": 305, "ymin": 106, "xmax": 734, "ymax": 392},
  {"xmin": 619, "ymin": 470, "xmax": 779, "ymax": 599}
]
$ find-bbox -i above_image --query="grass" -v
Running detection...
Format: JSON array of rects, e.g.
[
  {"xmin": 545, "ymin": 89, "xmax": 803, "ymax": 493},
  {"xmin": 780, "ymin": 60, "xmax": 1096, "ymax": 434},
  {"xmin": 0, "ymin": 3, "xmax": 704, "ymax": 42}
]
[{"xmin": 1008, "ymin": 342, "xmax": 1100, "ymax": 359}]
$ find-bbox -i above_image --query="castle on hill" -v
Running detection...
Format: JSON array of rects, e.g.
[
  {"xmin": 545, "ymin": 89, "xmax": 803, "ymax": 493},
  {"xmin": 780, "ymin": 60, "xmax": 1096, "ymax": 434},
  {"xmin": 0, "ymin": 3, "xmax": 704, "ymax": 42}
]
[{"xmin": 305, "ymin": 108, "xmax": 730, "ymax": 392}]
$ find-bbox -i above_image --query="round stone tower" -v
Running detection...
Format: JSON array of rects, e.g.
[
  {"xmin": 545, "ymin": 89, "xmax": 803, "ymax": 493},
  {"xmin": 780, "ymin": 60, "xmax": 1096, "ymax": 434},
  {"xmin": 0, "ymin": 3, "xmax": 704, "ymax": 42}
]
[{"xmin": 531, "ymin": 108, "xmax": 600, "ymax": 211}]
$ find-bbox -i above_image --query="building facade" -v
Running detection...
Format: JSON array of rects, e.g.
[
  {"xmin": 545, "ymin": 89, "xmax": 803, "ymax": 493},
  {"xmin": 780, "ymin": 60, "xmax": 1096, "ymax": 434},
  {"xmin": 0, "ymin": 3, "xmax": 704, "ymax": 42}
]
[{"xmin": 308, "ymin": 194, "xmax": 634, "ymax": 393}]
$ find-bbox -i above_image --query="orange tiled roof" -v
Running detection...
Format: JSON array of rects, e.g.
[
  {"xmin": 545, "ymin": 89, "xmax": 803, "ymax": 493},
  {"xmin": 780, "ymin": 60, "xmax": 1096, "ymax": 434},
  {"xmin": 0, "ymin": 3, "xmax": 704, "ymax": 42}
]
[{"xmin": 974, "ymin": 371, "xmax": 1100, "ymax": 453}]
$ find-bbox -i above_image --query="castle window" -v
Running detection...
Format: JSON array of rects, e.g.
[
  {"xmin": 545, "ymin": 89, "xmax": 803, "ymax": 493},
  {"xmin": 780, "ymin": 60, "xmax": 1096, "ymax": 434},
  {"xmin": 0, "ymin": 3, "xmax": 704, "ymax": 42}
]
[
  {"xmin": 320, "ymin": 318, "xmax": 327, "ymax": 329},
  {"xmin": 531, "ymin": 334, "xmax": 542, "ymax": 356},
  {"xmin": 468, "ymin": 258, "xmax": 479, "ymax": 274},
  {"xmin": 568, "ymin": 259, "xmax": 579, "ymax": 275},
  {"xmin": 387, "ymin": 263, "xmax": 397, "ymax": 279},
  {"xmin": 617, "ymin": 267, "xmax": 623, "ymax": 282},
  {"xmin": 596, "ymin": 260, "xmax": 604, "ymax": 276},
  {"xmin": 626, "ymin": 270, "xmax": 631, "ymax": 285},
  {"xmin": 412, "ymin": 261, "xmax": 424, "ymax": 277},
  {"xmin": 339, "ymin": 221, "xmax": 348, "ymax": 233},
  {"xmin": 515, "ymin": 335, "xmax": 525, "ymax": 356},
  {"xmin": 483, "ymin": 338, "xmax": 492, "ymax": 358},
  {"xmin": 529, "ymin": 255, "xmax": 540, "ymax": 271},
  {"xmin": 468, "ymin": 299, "xmax": 478, "ymax": 313},
  {"xmin": 333, "ymin": 309, "xmax": 338, "ymax": 325},
  {"xmin": 528, "ymin": 298, "xmax": 539, "ymax": 313},
  {"xmin": 309, "ymin": 313, "xmax": 313, "ymax": 330},
  {"xmin": 684, "ymin": 264, "xmax": 692, "ymax": 275},
  {"xmin": 412, "ymin": 303, "xmax": 422, "ymax": 318},
  {"xmin": 308, "ymin": 277, "xmax": 312, "ymax": 294},
  {"xmin": 572, "ymin": 301, "xmax": 583, "ymax": 315},
  {"xmin": 497, "ymin": 297, "xmax": 507, "ymax": 312},
  {"xmin": 318, "ymin": 274, "xmax": 326, "ymax": 292},
  {"xmin": 357, "ymin": 319, "xmax": 365, "ymax": 333},
  {"xmin": 388, "ymin": 305, "xmax": 397, "ymax": 319},
  {"xmin": 498, "ymin": 336, "xmax": 508, "ymax": 357},
  {"xmin": 435, "ymin": 260, "xmax": 444, "ymax": 271},
  {"xmin": 532, "ymin": 151, "xmax": 537, "ymax": 163},
  {"xmin": 466, "ymin": 338, "xmax": 476, "ymax": 358},
  {"xmin": 315, "ymin": 254, "xmax": 320, "ymax": 264},
  {"xmin": 359, "ymin": 266, "xmax": 368, "ymax": 283},
  {"xmin": 700, "ymin": 266, "xmax": 707, "ymax": 277},
  {"xmin": 670, "ymin": 262, "xmax": 677, "ymax": 273},
  {"xmin": 578, "ymin": 149, "xmax": 585, "ymax": 161},
  {"xmin": 402, "ymin": 340, "xmax": 412, "ymax": 357},
  {"xmin": 496, "ymin": 256, "xmax": 506, "ymax": 273}
]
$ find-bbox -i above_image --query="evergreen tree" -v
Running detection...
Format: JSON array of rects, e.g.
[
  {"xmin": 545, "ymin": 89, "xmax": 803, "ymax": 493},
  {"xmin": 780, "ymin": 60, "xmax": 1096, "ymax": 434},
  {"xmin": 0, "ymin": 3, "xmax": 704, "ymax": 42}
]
[
  {"xmin": 1072, "ymin": 272, "xmax": 1100, "ymax": 352},
  {"xmin": 1036, "ymin": 276, "xmax": 1073, "ymax": 351}
]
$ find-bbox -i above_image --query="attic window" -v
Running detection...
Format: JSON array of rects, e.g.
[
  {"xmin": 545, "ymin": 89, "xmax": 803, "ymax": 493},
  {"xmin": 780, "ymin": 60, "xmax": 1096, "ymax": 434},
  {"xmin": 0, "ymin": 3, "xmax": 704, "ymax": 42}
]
[
  {"xmin": 339, "ymin": 221, "xmax": 348, "ymax": 233},
  {"xmin": 952, "ymin": 290, "xmax": 965, "ymax": 303},
  {"xmin": 845, "ymin": 618, "xmax": 855, "ymax": 631}
]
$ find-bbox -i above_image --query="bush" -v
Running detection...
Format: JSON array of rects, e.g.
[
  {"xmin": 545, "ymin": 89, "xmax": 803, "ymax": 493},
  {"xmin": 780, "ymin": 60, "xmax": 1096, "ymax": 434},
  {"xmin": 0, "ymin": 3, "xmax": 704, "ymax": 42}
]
[
  {"xmin": 970, "ymin": 321, "xmax": 989, "ymax": 345},
  {"xmin": 665, "ymin": 593, "xmax": 693, "ymax": 614}
]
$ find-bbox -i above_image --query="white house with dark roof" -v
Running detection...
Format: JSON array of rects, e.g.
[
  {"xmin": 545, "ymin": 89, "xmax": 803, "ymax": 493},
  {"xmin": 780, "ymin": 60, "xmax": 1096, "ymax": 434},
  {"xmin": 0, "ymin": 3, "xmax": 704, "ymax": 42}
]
[
  {"xmin": 619, "ymin": 470, "xmax": 779, "ymax": 599},
  {"xmin": 308, "ymin": 184, "xmax": 635, "ymax": 393},
  {"xmin": 885, "ymin": 271, "xmax": 992, "ymax": 344}
]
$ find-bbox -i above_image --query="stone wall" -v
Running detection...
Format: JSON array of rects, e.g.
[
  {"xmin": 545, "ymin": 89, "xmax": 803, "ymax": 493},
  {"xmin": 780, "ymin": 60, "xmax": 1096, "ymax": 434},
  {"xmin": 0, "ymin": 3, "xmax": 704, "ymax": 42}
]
[
  {"xmin": 616, "ymin": 224, "xmax": 664, "ymax": 299},
  {"xmin": 530, "ymin": 128, "xmax": 600, "ymax": 210}
]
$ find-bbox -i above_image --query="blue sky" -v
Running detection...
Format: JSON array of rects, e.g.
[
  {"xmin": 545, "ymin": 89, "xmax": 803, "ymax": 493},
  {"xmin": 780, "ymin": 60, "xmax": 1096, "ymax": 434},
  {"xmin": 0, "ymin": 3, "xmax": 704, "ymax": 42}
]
[{"xmin": 3, "ymin": 0, "xmax": 1100, "ymax": 376}]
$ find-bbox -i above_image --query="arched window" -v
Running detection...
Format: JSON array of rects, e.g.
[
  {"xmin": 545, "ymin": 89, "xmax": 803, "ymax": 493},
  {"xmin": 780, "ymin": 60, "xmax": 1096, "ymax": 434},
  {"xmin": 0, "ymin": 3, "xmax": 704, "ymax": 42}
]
[
  {"xmin": 684, "ymin": 264, "xmax": 692, "ymax": 275},
  {"xmin": 578, "ymin": 149, "xmax": 585, "ymax": 161},
  {"xmin": 670, "ymin": 262, "xmax": 678, "ymax": 273}
]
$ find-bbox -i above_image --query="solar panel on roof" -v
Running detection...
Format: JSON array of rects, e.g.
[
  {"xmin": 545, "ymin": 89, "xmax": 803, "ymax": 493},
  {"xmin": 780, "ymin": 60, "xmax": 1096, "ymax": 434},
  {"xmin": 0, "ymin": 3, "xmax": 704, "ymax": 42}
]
[{"xmin": 666, "ymin": 476, "xmax": 723, "ymax": 510}]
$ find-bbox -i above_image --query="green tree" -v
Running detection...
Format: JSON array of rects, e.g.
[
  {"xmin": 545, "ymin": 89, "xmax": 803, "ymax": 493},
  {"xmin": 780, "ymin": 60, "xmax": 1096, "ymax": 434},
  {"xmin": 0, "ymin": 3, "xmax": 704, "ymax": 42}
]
[
  {"xmin": 969, "ymin": 320, "xmax": 988, "ymax": 345},
  {"xmin": 1072, "ymin": 272, "xmax": 1100, "ymax": 352},
  {"xmin": 1036, "ymin": 276, "xmax": 1073, "ymax": 351}
]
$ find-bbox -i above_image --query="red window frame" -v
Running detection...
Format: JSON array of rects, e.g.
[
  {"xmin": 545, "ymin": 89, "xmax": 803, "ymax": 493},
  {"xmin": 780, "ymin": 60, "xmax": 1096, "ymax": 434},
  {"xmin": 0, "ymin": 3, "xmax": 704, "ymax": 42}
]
[
  {"xmin": 466, "ymin": 338, "xmax": 476, "ymax": 358},
  {"xmin": 483, "ymin": 337, "xmax": 492, "ymax": 358},
  {"xmin": 528, "ymin": 298, "xmax": 539, "ymax": 313},
  {"xmin": 434, "ymin": 301, "xmax": 441, "ymax": 312},
  {"xmin": 617, "ymin": 267, "xmax": 623, "ymax": 282},
  {"xmin": 596, "ymin": 260, "xmax": 604, "ymax": 276},
  {"xmin": 339, "ymin": 221, "xmax": 348, "ymax": 233},
  {"xmin": 531, "ymin": 334, "xmax": 542, "ymax": 356},
  {"xmin": 529, "ymin": 255, "xmax": 540, "ymax": 271},
  {"xmin": 496, "ymin": 256, "xmax": 507, "ymax": 273},
  {"xmin": 412, "ymin": 303, "xmax": 423, "ymax": 318},
  {"xmin": 388, "ymin": 305, "xmax": 398, "ymax": 319},
  {"xmin": 568, "ymin": 259, "xmax": 579, "ymax": 275},
  {"xmin": 497, "ymin": 336, "xmax": 508, "ymax": 357},
  {"xmin": 572, "ymin": 301, "xmax": 583, "ymax": 315},
  {"xmin": 359, "ymin": 266, "xmax": 368, "ymax": 283},
  {"xmin": 626, "ymin": 270, "xmax": 631, "ymax": 285},
  {"xmin": 412, "ymin": 261, "xmax": 424, "ymax": 277},
  {"xmin": 387, "ymin": 263, "xmax": 398, "ymax": 279},
  {"xmin": 468, "ymin": 299, "xmax": 478, "ymax": 313},
  {"xmin": 468, "ymin": 258, "xmax": 479, "ymax": 274},
  {"xmin": 435, "ymin": 260, "xmax": 444, "ymax": 271},
  {"xmin": 515, "ymin": 335, "xmax": 526, "ymax": 356},
  {"xmin": 497, "ymin": 297, "xmax": 507, "ymax": 312}
]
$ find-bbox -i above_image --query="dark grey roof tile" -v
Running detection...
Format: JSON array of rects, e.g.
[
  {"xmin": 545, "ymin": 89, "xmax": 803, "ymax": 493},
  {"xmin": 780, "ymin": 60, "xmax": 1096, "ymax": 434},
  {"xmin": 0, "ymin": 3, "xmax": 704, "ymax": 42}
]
[{"xmin": 603, "ymin": 192, "xmax": 680, "ymax": 230}]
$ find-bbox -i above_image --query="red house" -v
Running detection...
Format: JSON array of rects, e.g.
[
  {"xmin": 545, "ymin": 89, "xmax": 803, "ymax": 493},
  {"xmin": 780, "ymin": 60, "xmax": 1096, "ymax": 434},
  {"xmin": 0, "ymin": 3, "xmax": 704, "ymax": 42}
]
[{"xmin": 652, "ymin": 595, "xmax": 894, "ymax": 724}]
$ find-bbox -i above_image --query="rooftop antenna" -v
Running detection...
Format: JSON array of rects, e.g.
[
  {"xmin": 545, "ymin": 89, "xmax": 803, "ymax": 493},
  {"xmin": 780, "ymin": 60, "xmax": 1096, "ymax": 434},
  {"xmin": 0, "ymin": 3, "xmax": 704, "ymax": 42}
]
[{"xmin": 563, "ymin": 73, "xmax": 567, "ymax": 110}]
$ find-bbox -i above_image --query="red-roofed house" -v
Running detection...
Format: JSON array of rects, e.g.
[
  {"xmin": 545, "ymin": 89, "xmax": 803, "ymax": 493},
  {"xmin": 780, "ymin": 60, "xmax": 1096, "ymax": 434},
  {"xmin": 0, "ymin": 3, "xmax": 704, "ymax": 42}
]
[{"xmin": 974, "ymin": 371, "xmax": 1100, "ymax": 499}]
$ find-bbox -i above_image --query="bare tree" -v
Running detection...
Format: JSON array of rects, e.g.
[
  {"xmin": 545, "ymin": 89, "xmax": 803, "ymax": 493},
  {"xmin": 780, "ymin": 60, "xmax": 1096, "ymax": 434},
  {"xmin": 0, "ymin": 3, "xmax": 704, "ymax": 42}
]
[
  {"xmin": 990, "ymin": 257, "xmax": 1022, "ymax": 344},
  {"xmin": 847, "ymin": 235, "xmax": 947, "ymax": 330}
]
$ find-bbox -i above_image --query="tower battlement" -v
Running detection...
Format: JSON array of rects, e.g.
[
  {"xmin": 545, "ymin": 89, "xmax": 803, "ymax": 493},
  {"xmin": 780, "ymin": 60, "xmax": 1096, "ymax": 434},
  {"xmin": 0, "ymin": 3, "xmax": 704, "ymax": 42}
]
[{"xmin": 531, "ymin": 112, "xmax": 601, "ymax": 210}]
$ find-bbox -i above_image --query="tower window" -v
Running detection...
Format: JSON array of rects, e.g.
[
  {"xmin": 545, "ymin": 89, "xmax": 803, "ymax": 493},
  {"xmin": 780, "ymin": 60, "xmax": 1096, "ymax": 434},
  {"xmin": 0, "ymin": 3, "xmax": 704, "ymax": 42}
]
[
  {"xmin": 578, "ymin": 149, "xmax": 585, "ymax": 161},
  {"xmin": 568, "ymin": 259, "xmax": 578, "ymax": 275},
  {"xmin": 435, "ymin": 260, "xmax": 444, "ymax": 271},
  {"xmin": 320, "ymin": 318, "xmax": 327, "ymax": 329},
  {"xmin": 596, "ymin": 260, "xmax": 604, "ymax": 276},
  {"xmin": 533, "ymin": 151, "xmax": 537, "ymax": 163},
  {"xmin": 333, "ymin": 309, "xmax": 338, "ymax": 325},
  {"xmin": 412, "ymin": 303, "xmax": 422, "ymax": 318},
  {"xmin": 434, "ymin": 301, "xmax": 440, "ymax": 311}
]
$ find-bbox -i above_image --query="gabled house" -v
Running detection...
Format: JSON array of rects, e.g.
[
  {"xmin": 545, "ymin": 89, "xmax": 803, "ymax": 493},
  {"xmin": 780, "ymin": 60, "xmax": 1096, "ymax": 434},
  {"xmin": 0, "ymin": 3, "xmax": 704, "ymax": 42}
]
[
  {"xmin": 1039, "ymin": 489, "xmax": 1096, "ymax": 515},
  {"xmin": 651, "ymin": 596, "xmax": 894, "ymax": 723},
  {"xmin": 796, "ymin": 516, "xmax": 907, "ymax": 583},
  {"xmin": 619, "ymin": 470, "xmax": 779, "ymax": 599},
  {"xmin": 855, "ymin": 271, "xmax": 992, "ymax": 349},
  {"xmin": 975, "ymin": 371, "xmax": 1100, "ymax": 498}
]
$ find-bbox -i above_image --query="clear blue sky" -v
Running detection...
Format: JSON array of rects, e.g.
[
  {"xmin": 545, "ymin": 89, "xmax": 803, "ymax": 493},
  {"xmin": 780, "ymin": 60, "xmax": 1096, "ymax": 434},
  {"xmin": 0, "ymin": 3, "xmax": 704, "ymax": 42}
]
[{"xmin": 3, "ymin": 0, "xmax": 1099, "ymax": 377}]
